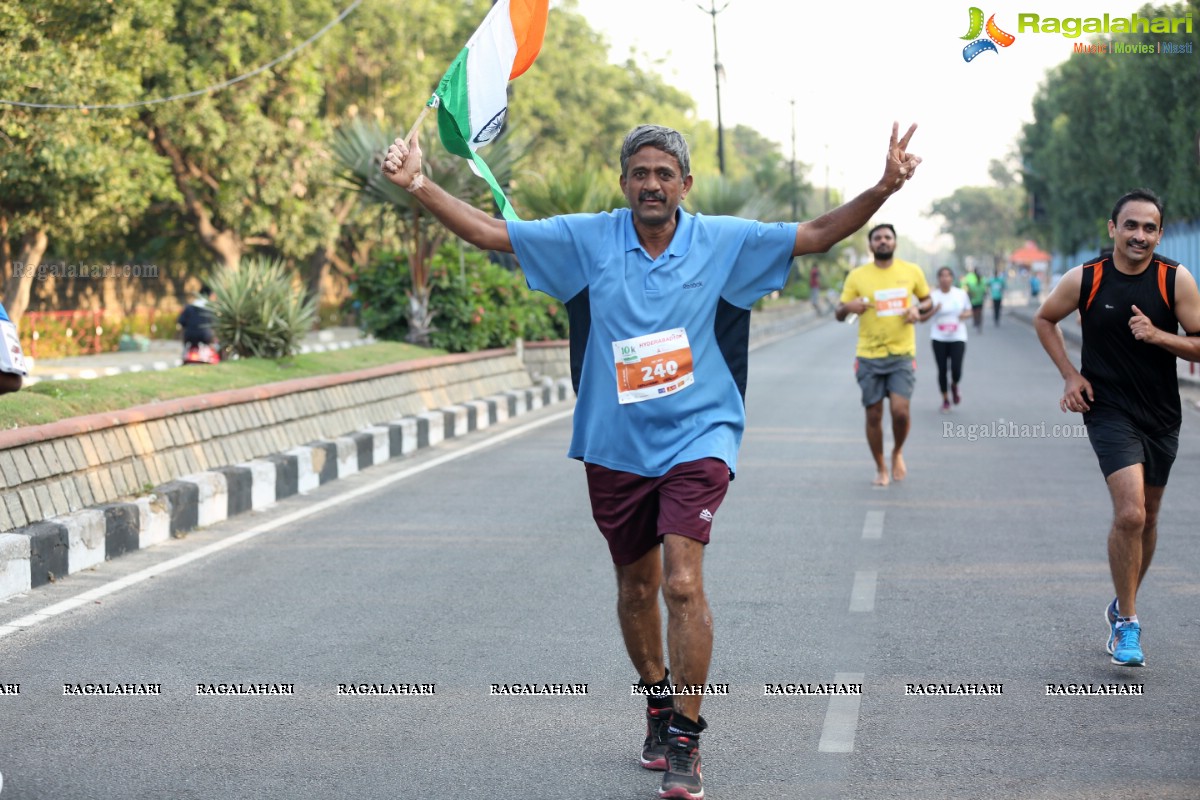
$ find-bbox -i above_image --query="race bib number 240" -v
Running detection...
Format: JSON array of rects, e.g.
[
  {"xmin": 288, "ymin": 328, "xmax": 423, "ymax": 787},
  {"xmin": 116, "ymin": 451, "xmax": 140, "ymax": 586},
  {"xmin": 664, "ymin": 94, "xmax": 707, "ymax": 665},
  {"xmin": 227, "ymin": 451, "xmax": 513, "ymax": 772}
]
[{"xmin": 612, "ymin": 328, "xmax": 695, "ymax": 405}]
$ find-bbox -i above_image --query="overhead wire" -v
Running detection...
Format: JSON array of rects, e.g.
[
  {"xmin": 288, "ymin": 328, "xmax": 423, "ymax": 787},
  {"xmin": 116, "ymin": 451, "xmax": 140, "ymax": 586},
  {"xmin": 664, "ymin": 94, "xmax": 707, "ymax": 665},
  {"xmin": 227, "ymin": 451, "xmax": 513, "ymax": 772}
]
[{"xmin": 0, "ymin": 0, "xmax": 364, "ymax": 111}]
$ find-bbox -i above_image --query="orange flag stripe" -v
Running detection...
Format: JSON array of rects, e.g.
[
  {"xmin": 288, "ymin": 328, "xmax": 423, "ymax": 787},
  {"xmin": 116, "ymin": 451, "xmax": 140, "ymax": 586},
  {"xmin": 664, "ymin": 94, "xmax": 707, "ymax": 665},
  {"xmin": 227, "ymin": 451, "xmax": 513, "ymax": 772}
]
[{"xmin": 508, "ymin": 0, "xmax": 548, "ymax": 79}]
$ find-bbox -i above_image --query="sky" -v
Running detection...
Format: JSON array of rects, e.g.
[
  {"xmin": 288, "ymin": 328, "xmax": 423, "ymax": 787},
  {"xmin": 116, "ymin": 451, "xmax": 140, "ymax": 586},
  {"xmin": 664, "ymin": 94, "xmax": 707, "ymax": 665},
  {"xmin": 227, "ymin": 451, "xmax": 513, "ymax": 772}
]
[{"xmin": 563, "ymin": 0, "xmax": 1197, "ymax": 253}]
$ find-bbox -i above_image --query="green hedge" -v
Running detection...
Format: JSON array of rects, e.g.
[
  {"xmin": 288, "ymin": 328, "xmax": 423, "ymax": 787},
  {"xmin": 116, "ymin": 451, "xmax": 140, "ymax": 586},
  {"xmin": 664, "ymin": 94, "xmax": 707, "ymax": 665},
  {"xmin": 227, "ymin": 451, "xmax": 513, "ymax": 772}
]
[{"xmin": 353, "ymin": 244, "xmax": 568, "ymax": 352}]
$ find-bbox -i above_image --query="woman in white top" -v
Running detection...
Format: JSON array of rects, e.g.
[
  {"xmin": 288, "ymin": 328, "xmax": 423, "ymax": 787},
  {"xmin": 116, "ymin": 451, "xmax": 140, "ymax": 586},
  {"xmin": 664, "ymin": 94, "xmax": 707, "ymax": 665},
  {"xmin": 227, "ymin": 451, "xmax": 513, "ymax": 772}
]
[{"xmin": 929, "ymin": 267, "xmax": 973, "ymax": 412}]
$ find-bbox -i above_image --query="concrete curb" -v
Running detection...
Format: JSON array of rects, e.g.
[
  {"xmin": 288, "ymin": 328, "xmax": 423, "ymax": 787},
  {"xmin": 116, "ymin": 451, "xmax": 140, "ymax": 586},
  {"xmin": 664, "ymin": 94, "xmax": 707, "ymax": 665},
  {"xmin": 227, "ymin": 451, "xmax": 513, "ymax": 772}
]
[
  {"xmin": 25, "ymin": 330, "xmax": 378, "ymax": 385},
  {"xmin": 0, "ymin": 377, "xmax": 573, "ymax": 602}
]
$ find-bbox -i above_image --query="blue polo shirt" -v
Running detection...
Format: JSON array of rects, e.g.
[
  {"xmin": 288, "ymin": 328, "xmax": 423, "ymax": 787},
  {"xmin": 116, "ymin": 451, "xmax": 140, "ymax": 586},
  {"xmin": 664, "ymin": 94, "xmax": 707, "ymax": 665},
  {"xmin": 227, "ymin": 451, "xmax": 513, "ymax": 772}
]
[{"xmin": 508, "ymin": 208, "xmax": 797, "ymax": 477}]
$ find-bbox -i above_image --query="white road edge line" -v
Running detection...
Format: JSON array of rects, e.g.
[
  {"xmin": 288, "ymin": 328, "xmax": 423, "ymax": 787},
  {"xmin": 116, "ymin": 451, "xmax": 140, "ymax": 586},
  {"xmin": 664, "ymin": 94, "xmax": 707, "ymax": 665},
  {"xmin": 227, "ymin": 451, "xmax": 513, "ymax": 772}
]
[
  {"xmin": 817, "ymin": 671, "xmax": 866, "ymax": 753},
  {"xmin": 0, "ymin": 408, "xmax": 574, "ymax": 641},
  {"xmin": 849, "ymin": 570, "xmax": 877, "ymax": 613},
  {"xmin": 862, "ymin": 510, "xmax": 884, "ymax": 540}
]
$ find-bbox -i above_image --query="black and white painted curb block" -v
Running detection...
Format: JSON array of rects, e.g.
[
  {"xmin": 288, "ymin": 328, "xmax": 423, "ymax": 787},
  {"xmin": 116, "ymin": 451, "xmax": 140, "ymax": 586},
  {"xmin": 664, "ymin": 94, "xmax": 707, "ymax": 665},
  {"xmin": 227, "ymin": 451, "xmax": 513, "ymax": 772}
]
[{"xmin": 0, "ymin": 379, "xmax": 571, "ymax": 601}]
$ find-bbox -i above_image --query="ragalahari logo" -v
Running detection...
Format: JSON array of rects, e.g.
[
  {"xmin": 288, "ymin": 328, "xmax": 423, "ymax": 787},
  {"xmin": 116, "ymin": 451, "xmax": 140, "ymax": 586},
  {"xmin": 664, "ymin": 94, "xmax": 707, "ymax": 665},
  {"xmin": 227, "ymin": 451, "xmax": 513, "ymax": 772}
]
[{"xmin": 962, "ymin": 7, "xmax": 1016, "ymax": 61}]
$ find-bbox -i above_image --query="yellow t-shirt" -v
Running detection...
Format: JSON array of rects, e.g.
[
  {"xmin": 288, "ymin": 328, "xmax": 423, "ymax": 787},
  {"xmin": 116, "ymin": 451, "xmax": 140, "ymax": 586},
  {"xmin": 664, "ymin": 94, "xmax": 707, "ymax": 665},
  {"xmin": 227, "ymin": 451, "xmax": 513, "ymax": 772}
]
[{"xmin": 840, "ymin": 259, "xmax": 931, "ymax": 359}]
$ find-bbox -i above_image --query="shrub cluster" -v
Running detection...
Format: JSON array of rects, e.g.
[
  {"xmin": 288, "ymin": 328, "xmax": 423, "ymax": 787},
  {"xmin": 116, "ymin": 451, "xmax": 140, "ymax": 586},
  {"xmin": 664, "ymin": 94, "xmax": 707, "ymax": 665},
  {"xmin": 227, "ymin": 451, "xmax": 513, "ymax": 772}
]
[
  {"xmin": 353, "ymin": 244, "xmax": 568, "ymax": 353},
  {"xmin": 210, "ymin": 257, "xmax": 316, "ymax": 359}
]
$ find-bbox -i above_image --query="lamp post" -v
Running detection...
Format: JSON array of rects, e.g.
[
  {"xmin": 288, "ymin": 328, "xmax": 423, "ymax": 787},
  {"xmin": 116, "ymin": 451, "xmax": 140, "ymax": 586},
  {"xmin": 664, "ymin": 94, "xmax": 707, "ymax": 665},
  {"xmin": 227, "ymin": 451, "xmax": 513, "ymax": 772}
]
[
  {"xmin": 695, "ymin": 0, "xmax": 731, "ymax": 174},
  {"xmin": 790, "ymin": 99, "xmax": 797, "ymax": 221}
]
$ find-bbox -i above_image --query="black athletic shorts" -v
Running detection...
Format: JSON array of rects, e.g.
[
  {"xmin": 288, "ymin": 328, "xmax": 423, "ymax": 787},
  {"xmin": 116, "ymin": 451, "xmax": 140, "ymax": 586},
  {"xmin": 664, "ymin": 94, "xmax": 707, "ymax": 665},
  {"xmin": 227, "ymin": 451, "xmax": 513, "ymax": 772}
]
[{"xmin": 1084, "ymin": 411, "xmax": 1179, "ymax": 486}]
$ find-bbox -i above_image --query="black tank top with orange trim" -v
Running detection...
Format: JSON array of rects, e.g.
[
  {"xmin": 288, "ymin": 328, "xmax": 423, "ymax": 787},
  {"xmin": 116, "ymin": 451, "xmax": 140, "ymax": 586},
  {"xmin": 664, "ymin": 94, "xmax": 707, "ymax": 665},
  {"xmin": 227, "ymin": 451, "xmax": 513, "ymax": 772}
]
[{"xmin": 1077, "ymin": 255, "xmax": 1182, "ymax": 432}]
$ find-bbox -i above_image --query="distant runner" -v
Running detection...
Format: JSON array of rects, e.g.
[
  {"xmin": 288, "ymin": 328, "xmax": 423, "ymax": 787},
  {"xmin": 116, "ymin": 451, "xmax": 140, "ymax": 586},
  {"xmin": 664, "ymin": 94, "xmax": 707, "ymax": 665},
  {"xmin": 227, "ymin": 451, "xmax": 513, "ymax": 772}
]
[
  {"xmin": 989, "ymin": 268, "xmax": 1007, "ymax": 327},
  {"xmin": 928, "ymin": 267, "xmax": 972, "ymax": 411},
  {"xmin": 961, "ymin": 267, "xmax": 987, "ymax": 332},
  {"xmin": 836, "ymin": 224, "xmax": 933, "ymax": 486}
]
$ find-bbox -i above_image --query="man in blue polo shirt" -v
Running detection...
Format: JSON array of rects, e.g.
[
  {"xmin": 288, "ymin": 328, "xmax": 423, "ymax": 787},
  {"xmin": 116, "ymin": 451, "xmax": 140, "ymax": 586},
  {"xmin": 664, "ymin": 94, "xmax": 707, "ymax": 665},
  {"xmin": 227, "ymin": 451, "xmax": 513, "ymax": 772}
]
[{"xmin": 383, "ymin": 122, "xmax": 920, "ymax": 800}]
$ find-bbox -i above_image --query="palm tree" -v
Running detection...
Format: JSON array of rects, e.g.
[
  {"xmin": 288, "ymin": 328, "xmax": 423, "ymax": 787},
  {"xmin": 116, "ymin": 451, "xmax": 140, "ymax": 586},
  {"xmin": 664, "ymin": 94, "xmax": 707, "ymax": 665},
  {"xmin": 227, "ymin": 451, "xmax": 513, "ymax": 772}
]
[
  {"xmin": 515, "ymin": 163, "xmax": 625, "ymax": 218},
  {"xmin": 684, "ymin": 174, "xmax": 788, "ymax": 220},
  {"xmin": 331, "ymin": 117, "xmax": 522, "ymax": 345}
]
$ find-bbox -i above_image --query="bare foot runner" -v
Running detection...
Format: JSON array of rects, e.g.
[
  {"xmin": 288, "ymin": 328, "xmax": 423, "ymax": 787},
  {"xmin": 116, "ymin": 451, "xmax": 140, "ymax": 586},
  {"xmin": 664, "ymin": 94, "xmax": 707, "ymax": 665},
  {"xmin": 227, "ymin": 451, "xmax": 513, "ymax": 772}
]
[
  {"xmin": 836, "ymin": 224, "xmax": 933, "ymax": 489},
  {"xmin": 892, "ymin": 450, "xmax": 907, "ymax": 482}
]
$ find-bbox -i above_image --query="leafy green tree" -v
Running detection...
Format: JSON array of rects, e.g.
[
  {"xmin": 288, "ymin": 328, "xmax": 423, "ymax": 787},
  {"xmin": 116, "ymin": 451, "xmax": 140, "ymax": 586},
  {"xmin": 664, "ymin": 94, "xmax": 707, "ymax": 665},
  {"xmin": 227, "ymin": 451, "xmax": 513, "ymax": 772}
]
[
  {"xmin": 515, "ymin": 164, "xmax": 625, "ymax": 218},
  {"xmin": 928, "ymin": 177, "xmax": 1024, "ymax": 274},
  {"xmin": 1020, "ymin": 0, "xmax": 1200, "ymax": 253},
  {"xmin": 509, "ymin": 0, "xmax": 699, "ymax": 174},
  {"xmin": 684, "ymin": 175, "xmax": 778, "ymax": 220},
  {"xmin": 1, "ymin": 0, "xmax": 824, "ymax": 339},
  {"xmin": 312, "ymin": 0, "xmax": 497, "ymax": 303},
  {"xmin": 331, "ymin": 117, "xmax": 522, "ymax": 344},
  {"xmin": 0, "ymin": 1, "xmax": 169, "ymax": 321},
  {"xmin": 133, "ymin": 0, "xmax": 346, "ymax": 273},
  {"xmin": 1021, "ymin": 54, "xmax": 1120, "ymax": 253}
]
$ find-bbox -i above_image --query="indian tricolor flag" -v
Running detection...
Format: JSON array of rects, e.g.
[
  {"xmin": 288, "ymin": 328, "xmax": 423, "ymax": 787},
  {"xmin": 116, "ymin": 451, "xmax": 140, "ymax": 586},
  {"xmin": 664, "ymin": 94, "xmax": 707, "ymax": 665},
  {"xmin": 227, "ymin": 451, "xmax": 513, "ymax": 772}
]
[{"xmin": 430, "ymin": 0, "xmax": 548, "ymax": 221}]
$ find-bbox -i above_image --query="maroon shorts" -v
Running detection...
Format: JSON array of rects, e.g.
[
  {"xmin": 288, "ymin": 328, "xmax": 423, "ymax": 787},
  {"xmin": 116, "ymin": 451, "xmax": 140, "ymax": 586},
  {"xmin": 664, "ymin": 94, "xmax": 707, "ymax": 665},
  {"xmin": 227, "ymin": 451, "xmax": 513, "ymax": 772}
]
[{"xmin": 584, "ymin": 458, "xmax": 731, "ymax": 566}]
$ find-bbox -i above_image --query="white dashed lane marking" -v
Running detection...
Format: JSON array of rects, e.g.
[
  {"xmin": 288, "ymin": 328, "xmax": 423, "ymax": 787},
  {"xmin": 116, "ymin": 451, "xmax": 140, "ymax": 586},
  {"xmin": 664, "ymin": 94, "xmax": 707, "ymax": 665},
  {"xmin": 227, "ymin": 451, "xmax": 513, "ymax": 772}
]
[
  {"xmin": 849, "ymin": 570, "xmax": 878, "ymax": 613},
  {"xmin": 818, "ymin": 672, "xmax": 866, "ymax": 753},
  {"xmin": 862, "ymin": 510, "xmax": 884, "ymax": 539}
]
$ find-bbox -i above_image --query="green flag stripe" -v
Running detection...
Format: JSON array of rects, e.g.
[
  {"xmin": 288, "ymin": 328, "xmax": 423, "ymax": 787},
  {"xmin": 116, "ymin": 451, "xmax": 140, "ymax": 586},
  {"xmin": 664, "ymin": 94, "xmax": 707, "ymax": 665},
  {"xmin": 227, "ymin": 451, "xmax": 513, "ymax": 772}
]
[
  {"xmin": 432, "ymin": 46, "xmax": 519, "ymax": 220},
  {"xmin": 434, "ymin": 47, "xmax": 472, "ymax": 158}
]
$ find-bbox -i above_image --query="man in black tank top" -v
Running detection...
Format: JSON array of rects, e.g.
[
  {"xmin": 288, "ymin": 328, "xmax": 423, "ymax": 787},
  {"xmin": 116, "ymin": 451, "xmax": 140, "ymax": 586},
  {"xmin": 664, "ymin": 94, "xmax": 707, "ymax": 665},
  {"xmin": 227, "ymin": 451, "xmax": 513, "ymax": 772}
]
[{"xmin": 1034, "ymin": 188, "xmax": 1200, "ymax": 669}]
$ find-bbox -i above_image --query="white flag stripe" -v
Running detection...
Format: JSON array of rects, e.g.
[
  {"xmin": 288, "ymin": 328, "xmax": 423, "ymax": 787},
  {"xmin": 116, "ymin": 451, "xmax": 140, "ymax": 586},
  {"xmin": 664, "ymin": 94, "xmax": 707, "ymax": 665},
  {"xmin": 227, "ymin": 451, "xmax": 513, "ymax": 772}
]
[{"xmin": 464, "ymin": 1, "xmax": 519, "ymax": 149}]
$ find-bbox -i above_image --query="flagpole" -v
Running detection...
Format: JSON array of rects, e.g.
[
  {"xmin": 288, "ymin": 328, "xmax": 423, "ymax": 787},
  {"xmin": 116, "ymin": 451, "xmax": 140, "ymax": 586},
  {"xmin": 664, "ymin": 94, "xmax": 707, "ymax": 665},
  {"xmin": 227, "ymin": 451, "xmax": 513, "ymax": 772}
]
[{"xmin": 404, "ymin": 98, "xmax": 438, "ymax": 143}]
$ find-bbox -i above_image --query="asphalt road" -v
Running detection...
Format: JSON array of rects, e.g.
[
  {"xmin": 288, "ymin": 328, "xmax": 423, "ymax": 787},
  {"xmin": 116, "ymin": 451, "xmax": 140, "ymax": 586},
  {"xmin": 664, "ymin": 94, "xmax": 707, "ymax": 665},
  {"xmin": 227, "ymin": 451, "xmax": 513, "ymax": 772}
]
[{"xmin": 2, "ymin": 312, "xmax": 1198, "ymax": 800}]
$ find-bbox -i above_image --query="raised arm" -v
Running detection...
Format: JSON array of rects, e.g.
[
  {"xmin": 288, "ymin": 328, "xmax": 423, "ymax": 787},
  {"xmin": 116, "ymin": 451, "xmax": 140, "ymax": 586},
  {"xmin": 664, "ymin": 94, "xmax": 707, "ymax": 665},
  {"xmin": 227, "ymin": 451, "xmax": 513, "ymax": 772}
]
[
  {"xmin": 1130, "ymin": 266, "xmax": 1200, "ymax": 360},
  {"xmin": 1033, "ymin": 266, "xmax": 1092, "ymax": 412},
  {"xmin": 793, "ymin": 122, "xmax": 921, "ymax": 257},
  {"xmin": 381, "ymin": 130, "xmax": 513, "ymax": 253}
]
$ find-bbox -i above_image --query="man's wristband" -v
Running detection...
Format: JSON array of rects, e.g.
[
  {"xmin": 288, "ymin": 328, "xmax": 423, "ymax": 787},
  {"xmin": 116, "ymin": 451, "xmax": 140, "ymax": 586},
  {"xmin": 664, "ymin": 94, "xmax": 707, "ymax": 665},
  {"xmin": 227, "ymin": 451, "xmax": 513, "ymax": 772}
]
[{"xmin": 406, "ymin": 173, "xmax": 426, "ymax": 193}]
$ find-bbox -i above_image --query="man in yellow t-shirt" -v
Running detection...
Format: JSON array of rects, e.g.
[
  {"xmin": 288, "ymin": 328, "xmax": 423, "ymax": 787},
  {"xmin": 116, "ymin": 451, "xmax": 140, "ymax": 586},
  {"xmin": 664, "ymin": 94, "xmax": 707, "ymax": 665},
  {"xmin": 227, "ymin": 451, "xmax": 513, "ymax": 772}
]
[{"xmin": 836, "ymin": 224, "xmax": 932, "ymax": 486}]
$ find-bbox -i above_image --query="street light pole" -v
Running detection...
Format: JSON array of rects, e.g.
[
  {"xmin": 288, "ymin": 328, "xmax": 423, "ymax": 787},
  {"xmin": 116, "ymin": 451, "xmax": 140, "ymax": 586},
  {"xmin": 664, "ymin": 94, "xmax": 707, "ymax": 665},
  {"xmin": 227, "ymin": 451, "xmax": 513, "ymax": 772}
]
[
  {"xmin": 824, "ymin": 143, "xmax": 830, "ymax": 213},
  {"xmin": 790, "ymin": 99, "xmax": 797, "ymax": 221},
  {"xmin": 696, "ymin": 0, "xmax": 730, "ymax": 174}
]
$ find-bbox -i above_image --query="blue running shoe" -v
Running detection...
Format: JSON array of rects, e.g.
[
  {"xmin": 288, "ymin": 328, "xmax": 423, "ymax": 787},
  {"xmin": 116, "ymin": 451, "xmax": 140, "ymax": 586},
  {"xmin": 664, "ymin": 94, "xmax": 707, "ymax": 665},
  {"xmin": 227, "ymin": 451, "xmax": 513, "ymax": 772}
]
[
  {"xmin": 1111, "ymin": 621, "xmax": 1145, "ymax": 667},
  {"xmin": 1104, "ymin": 598, "xmax": 1119, "ymax": 655}
]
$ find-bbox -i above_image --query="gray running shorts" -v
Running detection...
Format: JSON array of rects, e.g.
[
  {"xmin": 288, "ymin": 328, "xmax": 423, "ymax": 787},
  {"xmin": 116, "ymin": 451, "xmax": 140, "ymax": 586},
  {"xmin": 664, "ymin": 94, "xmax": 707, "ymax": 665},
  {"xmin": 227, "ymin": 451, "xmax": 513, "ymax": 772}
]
[{"xmin": 855, "ymin": 355, "xmax": 916, "ymax": 407}]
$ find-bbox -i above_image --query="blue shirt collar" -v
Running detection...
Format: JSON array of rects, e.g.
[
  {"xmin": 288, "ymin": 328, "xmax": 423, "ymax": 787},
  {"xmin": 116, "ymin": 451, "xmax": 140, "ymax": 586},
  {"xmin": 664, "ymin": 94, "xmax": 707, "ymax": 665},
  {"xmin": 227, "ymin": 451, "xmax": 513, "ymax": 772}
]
[{"xmin": 621, "ymin": 207, "xmax": 694, "ymax": 259}]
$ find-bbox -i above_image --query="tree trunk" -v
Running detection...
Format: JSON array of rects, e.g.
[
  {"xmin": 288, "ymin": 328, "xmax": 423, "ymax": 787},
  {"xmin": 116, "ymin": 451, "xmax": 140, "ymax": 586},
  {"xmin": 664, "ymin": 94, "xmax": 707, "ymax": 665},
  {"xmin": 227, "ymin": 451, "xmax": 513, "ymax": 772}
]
[
  {"xmin": 404, "ymin": 207, "xmax": 436, "ymax": 346},
  {"xmin": 304, "ymin": 194, "xmax": 357, "ymax": 306},
  {"xmin": 405, "ymin": 286, "xmax": 434, "ymax": 347},
  {"xmin": 146, "ymin": 122, "xmax": 243, "ymax": 271},
  {"xmin": 2, "ymin": 226, "xmax": 50, "ymax": 323}
]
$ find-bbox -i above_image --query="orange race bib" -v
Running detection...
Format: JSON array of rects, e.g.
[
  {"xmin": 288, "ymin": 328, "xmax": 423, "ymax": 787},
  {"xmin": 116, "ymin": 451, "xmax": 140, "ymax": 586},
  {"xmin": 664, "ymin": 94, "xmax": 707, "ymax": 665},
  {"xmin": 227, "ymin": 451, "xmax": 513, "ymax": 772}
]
[
  {"xmin": 873, "ymin": 287, "xmax": 910, "ymax": 317},
  {"xmin": 612, "ymin": 328, "xmax": 695, "ymax": 405}
]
